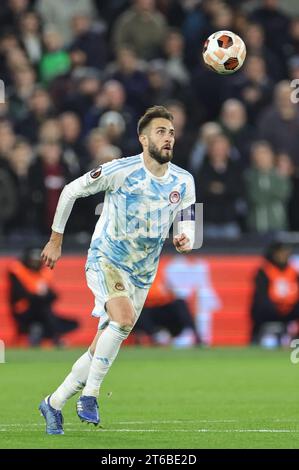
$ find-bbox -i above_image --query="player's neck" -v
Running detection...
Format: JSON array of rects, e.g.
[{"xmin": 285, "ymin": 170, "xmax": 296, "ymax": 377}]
[{"xmin": 142, "ymin": 152, "xmax": 169, "ymax": 177}]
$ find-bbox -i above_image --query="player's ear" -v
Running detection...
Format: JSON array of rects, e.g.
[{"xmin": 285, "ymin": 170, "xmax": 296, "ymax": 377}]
[{"xmin": 139, "ymin": 133, "xmax": 148, "ymax": 148}]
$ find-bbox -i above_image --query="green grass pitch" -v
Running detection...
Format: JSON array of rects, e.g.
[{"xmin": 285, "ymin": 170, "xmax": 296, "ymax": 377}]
[{"xmin": 0, "ymin": 347, "xmax": 298, "ymax": 449}]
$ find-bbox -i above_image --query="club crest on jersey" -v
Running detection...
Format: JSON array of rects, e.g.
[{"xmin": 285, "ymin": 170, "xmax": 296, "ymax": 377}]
[
  {"xmin": 90, "ymin": 165, "xmax": 102, "ymax": 179},
  {"xmin": 169, "ymin": 191, "xmax": 181, "ymax": 204},
  {"xmin": 115, "ymin": 282, "xmax": 125, "ymax": 291}
]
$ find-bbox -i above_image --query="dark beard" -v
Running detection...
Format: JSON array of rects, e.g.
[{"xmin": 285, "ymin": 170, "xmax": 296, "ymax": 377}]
[{"xmin": 148, "ymin": 142, "xmax": 173, "ymax": 164}]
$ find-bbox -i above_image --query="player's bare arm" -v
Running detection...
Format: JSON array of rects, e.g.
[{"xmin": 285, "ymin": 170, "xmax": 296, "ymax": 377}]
[{"xmin": 41, "ymin": 231, "xmax": 63, "ymax": 270}]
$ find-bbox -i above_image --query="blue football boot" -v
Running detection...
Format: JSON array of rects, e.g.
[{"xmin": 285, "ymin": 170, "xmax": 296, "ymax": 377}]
[
  {"xmin": 39, "ymin": 396, "xmax": 64, "ymax": 435},
  {"xmin": 76, "ymin": 395, "xmax": 100, "ymax": 425}
]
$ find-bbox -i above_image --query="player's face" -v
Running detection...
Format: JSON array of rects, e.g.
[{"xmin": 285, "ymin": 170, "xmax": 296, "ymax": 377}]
[{"xmin": 147, "ymin": 118, "xmax": 175, "ymax": 164}]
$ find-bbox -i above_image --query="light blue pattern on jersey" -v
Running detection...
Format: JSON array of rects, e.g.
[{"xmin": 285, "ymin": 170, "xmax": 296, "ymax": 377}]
[
  {"xmin": 104, "ymin": 154, "xmax": 141, "ymax": 176},
  {"xmin": 87, "ymin": 155, "xmax": 194, "ymax": 288}
]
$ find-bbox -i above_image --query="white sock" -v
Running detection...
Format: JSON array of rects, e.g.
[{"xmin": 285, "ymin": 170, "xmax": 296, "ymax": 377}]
[
  {"xmin": 82, "ymin": 322, "xmax": 130, "ymax": 397},
  {"xmin": 49, "ymin": 349, "xmax": 93, "ymax": 410}
]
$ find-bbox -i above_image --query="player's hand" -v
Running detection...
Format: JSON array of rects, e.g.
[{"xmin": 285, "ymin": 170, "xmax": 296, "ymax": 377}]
[
  {"xmin": 173, "ymin": 233, "xmax": 191, "ymax": 253},
  {"xmin": 41, "ymin": 240, "xmax": 61, "ymax": 269}
]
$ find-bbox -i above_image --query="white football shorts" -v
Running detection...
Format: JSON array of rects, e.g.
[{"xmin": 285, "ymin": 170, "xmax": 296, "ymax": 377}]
[{"xmin": 86, "ymin": 257, "xmax": 149, "ymax": 330}]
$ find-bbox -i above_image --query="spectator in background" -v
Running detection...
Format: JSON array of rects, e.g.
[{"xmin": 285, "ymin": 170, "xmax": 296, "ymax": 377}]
[
  {"xmin": 28, "ymin": 140, "xmax": 71, "ymax": 233},
  {"xmin": 258, "ymin": 80, "xmax": 299, "ymax": 168},
  {"xmin": 211, "ymin": 2, "xmax": 234, "ymax": 32},
  {"xmin": 191, "ymin": 55, "xmax": 230, "ymax": 123},
  {"xmin": 94, "ymin": 0, "xmax": 130, "ymax": 35},
  {"xmin": 166, "ymin": 100, "xmax": 196, "ymax": 170},
  {"xmin": 228, "ymin": 54, "xmax": 274, "ymax": 125},
  {"xmin": 189, "ymin": 121, "xmax": 222, "ymax": 175},
  {"xmin": 244, "ymin": 22, "xmax": 284, "ymax": 81},
  {"xmin": 8, "ymin": 66, "xmax": 36, "ymax": 121},
  {"xmin": 15, "ymin": 86, "xmax": 54, "ymax": 143},
  {"xmin": 0, "ymin": 32, "xmax": 22, "ymax": 85},
  {"xmin": 7, "ymin": 246, "xmax": 78, "ymax": 346},
  {"xmin": 106, "ymin": 46, "xmax": 149, "ymax": 115},
  {"xmin": 245, "ymin": 141, "xmax": 291, "ymax": 233},
  {"xmin": 0, "ymin": 166, "xmax": 17, "ymax": 239},
  {"xmin": 36, "ymin": 0, "xmax": 97, "ymax": 45},
  {"xmin": 146, "ymin": 59, "xmax": 175, "ymax": 105},
  {"xmin": 18, "ymin": 10, "xmax": 43, "ymax": 65},
  {"xmin": 113, "ymin": 0, "xmax": 168, "ymax": 60},
  {"xmin": 63, "ymin": 68, "xmax": 102, "ymax": 118},
  {"xmin": 69, "ymin": 14, "xmax": 107, "ymax": 71},
  {"xmin": 250, "ymin": 241, "xmax": 299, "ymax": 345},
  {"xmin": 196, "ymin": 133, "xmax": 243, "ymax": 239},
  {"xmin": 179, "ymin": 0, "xmax": 210, "ymax": 68},
  {"xmin": 38, "ymin": 118, "xmax": 81, "ymax": 178},
  {"xmin": 251, "ymin": 0, "xmax": 290, "ymax": 60},
  {"xmin": 283, "ymin": 16, "xmax": 299, "ymax": 60},
  {"xmin": 39, "ymin": 28, "xmax": 71, "ymax": 84},
  {"xmin": 84, "ymin": 79, "xmax": 137, "ymax": 150},
  {"xmin": 219, "ymin": 99, "xmax": 256, "ymax": 169},
  {"xmin": 59, "ymin": 112, "xmax": 86, "ymax": 172},
  {"xmin": 0, "ymin": 101, "xmax": 11, "ymax": 123},
  {"xmin": 0, "ymin": 120, "xmax": 16, "ymax": 162},
  {"xmin": 287, "ymin": 54, "xmax": 299, "ymax": 82},
  {"xmin": 6, "ymin": 138, "xmax": 34, "ymax": 238},
  {"xmin": 98, "ymin": 111, "xmax": 127, "ymax": 152},
  {"xmin": 276, "ymin": 152, "xmax": 299, "ymax": 233},
  {"xmin": 38, "ymin": 118, "xmax": 62, "ymax": 143},
  {"xmin": 85, "ymin": 129, "xmax": 110, "ymax": 168},
  {"xmin": 5, "ymin": 47, "xmax": 31, "ymax": 78},
  {"xmin": 0, "ymin": 0, "xmax": 31, "ymax": 32},
  {"xmin": 233, "ymin": 9, "xmax": 250, "ymax": 38},
  {"xmin": 162, "ymin": 29, "xmax": 190, "ymax": 88}
]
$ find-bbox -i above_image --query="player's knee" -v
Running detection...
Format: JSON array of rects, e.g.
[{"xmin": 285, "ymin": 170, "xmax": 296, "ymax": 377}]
[
  {"xmin": 107, "ymin": 297, "xmax": 135, "ymax": 329},
  {"xmin": 116, "ymin": 313, "xmax": 135, "ymax": 330}
]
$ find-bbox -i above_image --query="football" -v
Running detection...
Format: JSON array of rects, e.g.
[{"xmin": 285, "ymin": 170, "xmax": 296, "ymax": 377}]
[{"xmin": 202, "ymin": 30, "xmax": 246, "ymax": 74}]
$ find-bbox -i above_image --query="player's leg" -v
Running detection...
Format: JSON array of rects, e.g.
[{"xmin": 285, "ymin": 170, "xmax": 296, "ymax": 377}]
[
  {"xmin": 83, "ymin": 296, "xmax": 135, "ymax": 396},
  {"xmin": 77, "ymin": 296, "xmax": 135, "ymax": 424},
  {"xmin": 39, "ymin": 330, "xmax": 103, "ymax": 434},
  {"xmin": 50, "ymin": 266, "xmax": 111, "ymax": 408},
  {"xmin": 49, "ymin": 330, "xmax": 102, "ymax": 410},
  {"xmin": 76, "ymin": 261, "xmax": 149, "ymax": 425},
  {"xmin": 39, "ymin": 267, "xmax": 108, "ymax": 434}
]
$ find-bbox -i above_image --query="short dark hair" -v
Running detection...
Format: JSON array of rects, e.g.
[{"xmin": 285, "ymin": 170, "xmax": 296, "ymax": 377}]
[{"xmin": 137, "ymin": 105, "xmax": 174, "ymax": 135}]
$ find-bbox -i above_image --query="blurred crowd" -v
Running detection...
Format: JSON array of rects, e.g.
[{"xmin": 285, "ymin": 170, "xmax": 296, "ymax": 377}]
[{"xmin": 1, "ymin": 0, "xmax": 299, "ymax": 244}]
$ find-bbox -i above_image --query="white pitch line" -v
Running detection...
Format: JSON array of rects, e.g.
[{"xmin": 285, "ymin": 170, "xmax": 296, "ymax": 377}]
[
  {"xmin": 0, "ymin": 420, "xmax": 237, "ymax": 428},
  {"xmin": 0, "ymin": 426, "xmax": 299, "ymax": 433},
  {"xmin": 116, "ymin": 420, "xmax": 238, "ymax": 424},
  {"xmin": 2, "ymin": 419, "xmax": 299, "ymax": 427},
  {"xmin": 0, "ymin": 424, "xmax": 44, "ymax": 427},
  {"xmin": 75, "ymin": 429, "xmax": 299, "ymax": 433}
]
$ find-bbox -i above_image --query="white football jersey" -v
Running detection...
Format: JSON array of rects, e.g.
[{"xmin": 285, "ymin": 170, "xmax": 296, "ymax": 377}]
[{"xmin": 52, "ymin": 153, "xmax": 195, "ymax": 288}]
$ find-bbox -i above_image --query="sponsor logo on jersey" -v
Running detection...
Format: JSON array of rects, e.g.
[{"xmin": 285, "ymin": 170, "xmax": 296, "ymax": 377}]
[
  {"xmin": 169, "ymin": 190, "xmax": 181, "ymax": 204},
  {"xmin": 90, "ymin": 165, "xmax": 102, "ymax": 179}
]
